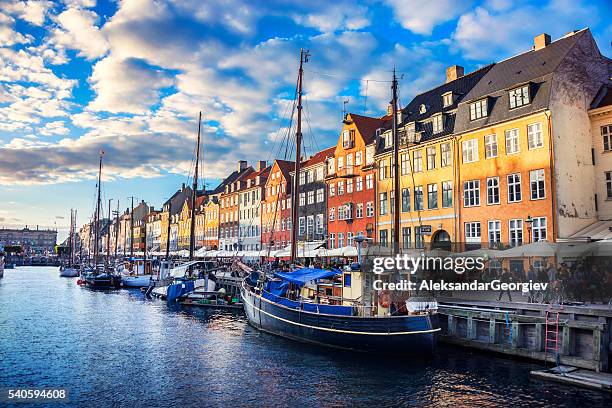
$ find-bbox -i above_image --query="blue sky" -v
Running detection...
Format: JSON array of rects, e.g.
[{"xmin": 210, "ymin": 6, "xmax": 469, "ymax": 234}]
[{"xmin": 0, "ymin": 0, "xmax": 610, "ymax": 241}]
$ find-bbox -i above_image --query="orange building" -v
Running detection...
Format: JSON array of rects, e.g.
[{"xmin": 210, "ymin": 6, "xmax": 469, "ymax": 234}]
[{"xmin": 261, "ymin": 159, "xmax": 294, "ymax": 252}]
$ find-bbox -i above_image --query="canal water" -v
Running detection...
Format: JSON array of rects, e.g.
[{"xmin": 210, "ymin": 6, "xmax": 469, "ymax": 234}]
[{"xmin": 1, "ymin": 267, "xmax": 610, "ymax": 408}]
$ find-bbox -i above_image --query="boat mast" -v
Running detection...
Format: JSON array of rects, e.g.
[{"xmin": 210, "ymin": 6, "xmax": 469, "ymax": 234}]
[
  {"xmin": 106, "ymin": 198, "xmax": 112, "ymax": 268},
  {"xmin": 165, "ymin": 200, "xmax": 172, "ymax": 261},
  {"xmin": 114, "ymin": 200, "xmax": 119, "ymax": 260},
  {"xmin": 290, "ymin": 49, "xmax": 309, "ymax": 264},
  {"xmin": 93, "ymin": 150, "xmax": 103, "ymax": 271},
  {"xmin": 129, "ymin": 196, "xmax": 135, "ymax": 258},
  {"xmin": 391, "ymin": 69, "xmax": 400, "ymax": 254},
  {"xmin": 68, "ymin": 209, "xmax": 73, "ymax": 267},
  {"xmin": 189, "ymin": 111, "xmax": 202, "ymax": 262}
]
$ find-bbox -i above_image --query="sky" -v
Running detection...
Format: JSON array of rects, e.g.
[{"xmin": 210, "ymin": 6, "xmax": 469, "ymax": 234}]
[{"xmin": 0, "ymin": 0, "xmax": 610, "ymax": 241}]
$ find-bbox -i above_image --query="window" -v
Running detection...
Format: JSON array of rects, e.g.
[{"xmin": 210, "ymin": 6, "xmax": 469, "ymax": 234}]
[
  {"xmin": 337, "ymin": 181, "xmax": 344, "ymax": 195},
  {"xmin": 344, "ymin": 273, "xmax": 351, "ymax": 288},
  {"xmin": 488, "ymin": 220, "xmax": 501, "ymax": 245},
  {"xmin": 507, "ymin": 173, "xmax": 522, "ymax": 202},
  {"xmin": 463, "ymin": 180, "xmax": 480, "ymax": 207},
  {"xmin": 401, "ymin": 153, "xmax": 410, "ymax": 175},
  {"xmin": 509, "ymin": 84, "xmax": 530, "ymax": 109},
  {"xmin": 366, "ymin": 145, "xmax": 375, "ymax": 164},
  {"xmin": 316, "ymin": 188, "xmax": 324, "ymax": 203},
  {"xmin": 298, "ymin": 217, "xmax": 305, "ymax": 235},
  {"xmin": 338, "ymin": 205, "xmax": 345, "ymax": 220},
  {"xmin": 603, "ymin": 125, "xmax": 612, "ymax": 151},
  {"xmin": 442, "ymin": 181, "xmax": 452, "ymax": 208},
  {"xmin": 329, "ymin": 207, "xmax": 335, "ymax": 221},
  {"xmin": 356, "ymin": 176, "xmax": 363, "ymax": 191},
  {"xmin": 342, "ymin": 130, "xmax": 354, "ymax": 149},
  {"xmin": 327, "ymin": 158, "xmax": 335, "ymax": 174},
  {"xmin": 427, "ymin": 184, "xmax": 438, "ymax": 209},
  {"xmin": 299, "ymin": 192, "xmax": 305, "ymax": 206},
  {"xmin": 415, "ymin": 227, "xmax": 425, "ymax": 249},
  {"xmin": 505, "ymin": 129, "xmax": 520, "ymax": 154},
  {"xmin": 441, "ymin": 142, "xmax": 451, "ymax": 167},
  {"xmin": 346, "ymin": 179, "xmax": 353, "ymax": 193},
  {"xmin": 442, "ymin": 92, "xmax": 453, "ymax": 107},
  {"xmin": 465, "ymin": 222, "xmax": 481, "ymax": 243},
  {"xmin": 366, "ymin": 201, "xmax": 374, "ymax": 217},
  {"xmin": 379, "ymin": 192, "xmax": 388, "ymax": 215},
  {"xmin": 462, "ymin": 139, "xmax": 478, "ymax": 163},
  {"xmin": 384, "ymin": 131, "xmax": 393, "ymax": 148},
  {"xmin": 316, "ymin": 214, "xmax": 324, "ymax": 234},
  {"xmin": 413, "ymin": 150, "xmax": 423, "ymax": 172},
  {"xmin": 316, "ymin": 167, "xmax": 324, "ymax": 181},
  {"xmin": 432, "ymin": 115, "xmax": 443, "ymax": 133},
  {"xmin": 299, "ymin": 171, "xmax": 306, "ymax": 185},
  {"xmin": 509, "ymin": 219, "xmax": 523, "ymax": 246},
  {"xmin": 366, "ymin": 174, "xmax": 374, "ymax": 189},
  {"xmin": 307, "ymin": 190, "xmax": 315, "ymax": 204},
  {"xmin": 338, "ymin": 233, "xmax": 344, "ymax": 248},
  {"xmin": 337, "ymin": 156, "xmax": 344, "ymax": 169},
  {"xmin": 414, "ymin": 186, "xmax": 424, "ymax": 210},
  {"xmin": 487, "ymin": 177, "xmax": 500, "ymax": 205},
  {"xmin": 402, "ymin": 227, "xmax": 411, "ymax": 249},
  {"xmin": 355, "ymin": 151, "xmax": 363, "ymax": 165},
  {"xmin": 427, "ymin": 147, "xmax": 436, "ymax": 170},
  {"xmin": 532, "ymin": 217, "xmax": 547, "ymax": 242},
  {"xmin": 328, "ymin": 233, "xmax": 335, "ymax": 249},
  {"xmin": 329, "ymin": 184, "xmax": 335, "ymax": 197},
  {"xmin": 356, "ymin": 203, "xmax": 364, "ymax": 218},
  {"xmin": 606, "ymin": 171, "xmax": 612, "ymax": 199},
  {"xmin": 530, "ymin": 169, "xmax": 545, "ymax": 200},
  {"xmin": 346, "ymin": 153, "xmax": 353, "ymax": 168},
  {"xmin": 484, "ymin": 134, "xmax": 498, "ymax": 158},
  {"xmin": 379, "ymin": 229, "xmax": 388, "ymax": 246},
  {"xmin": 379, "ymin": 159, "xmax": 387, "ymax": 180},
  {"xmin": 401, "ymin": 188, "xmax": 410, "ymax": 212},
  {"xmin": 306, "ymin": 215, "xmax": 314, "ymax": 235},
  {"xmin": 347, "ymin": 232, "xmax": 354, "ymax": 247},
  {"xmin": 528, "ymin": 123, "xmax": 543, "ymax": 149},
  {"xmin": 470, "ymin": 98, "xmax": 488, "ymax": 120}
]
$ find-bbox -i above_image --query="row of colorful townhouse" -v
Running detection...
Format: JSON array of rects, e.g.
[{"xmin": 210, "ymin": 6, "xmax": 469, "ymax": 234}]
[{"xmin": 82, "ymin": 29, "xmax": 612, "ymax": 256}]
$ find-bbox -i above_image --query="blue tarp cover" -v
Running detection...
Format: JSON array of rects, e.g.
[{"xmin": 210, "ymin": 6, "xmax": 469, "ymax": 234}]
[
  {"xmin": 274, "ymin": 267, "xmax": 340, "ymax": 286},
  {"xmin": 265, "ymin": 280, "xmax": 289, "ymax": 297},
  {"xmin": 167, "ymin": 281, "xmax": 195, "ymax": 303}
]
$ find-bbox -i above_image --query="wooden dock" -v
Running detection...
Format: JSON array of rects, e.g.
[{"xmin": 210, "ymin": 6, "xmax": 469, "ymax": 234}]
[
  {"xmin": 437, "ymin": 299, "xmax": 611, "ymax": 373},
  {"xmin": 531, "ymin": 366, "xmax": 612, "ymax": 391}
]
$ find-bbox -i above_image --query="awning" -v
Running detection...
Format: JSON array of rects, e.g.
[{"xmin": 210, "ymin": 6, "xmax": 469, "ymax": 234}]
[
  {"xmin": 170, "ymin": 260, "xmax": 206, "ymax": 277},
  {"xmin": 274, "ymin": 267, "xmax": 340, "ymax": 286},
  {"xmin": 567, "ymin": 220, "xmax": 612, "ymax": 241}
]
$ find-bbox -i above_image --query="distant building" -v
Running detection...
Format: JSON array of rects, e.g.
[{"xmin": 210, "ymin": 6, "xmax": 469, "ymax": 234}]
[{"xmin": 0, "ymin": 226, "xmax": 57, "ymax": 254}]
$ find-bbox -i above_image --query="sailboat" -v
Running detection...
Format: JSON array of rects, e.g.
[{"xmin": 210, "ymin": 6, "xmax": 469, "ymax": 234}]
[
  {"xmin": 150, "ymin": 112, "xmax": 216, "ymax": 301},
  {"xmin": 83, "ymin": 150, "xmax": 122, "ymax": 289},
  {"xmin": 59, "ymin": 209, "xmax": 79, "ymax": 277},
  {"xmin": 241, "ymin": 50, "xmax": 440, "ymax": 353}
]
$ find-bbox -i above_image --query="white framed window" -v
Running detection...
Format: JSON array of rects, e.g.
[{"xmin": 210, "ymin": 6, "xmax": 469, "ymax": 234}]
[
  {"xmin": 432, "ymin": 114, "xmax": 443, "ymax": 133},
  {"xmin": 603, "ymin": 125, "xmax": 612, "ymax": 152},
  {"xmin": 299, "ymin": 192, "xmax": 305, "ymax": 206},
  {"xmin": 337, "ymin": 156, "xmax": 344, "ymax": 169},
  {"xmin": 366, "ymin": 145, "xmax": 375, "ymax": 164},
  {"xmin": 401, "ymin": 153, "xmax": 410, "ymax": 175},
  {"xmin": 355, "ymin": 176, "xmax": 363, "ymax": 191},
  {"xmin": 528, "ymin": 122, "xmax": 543, "ymax": 149},
  {"xmin": 509, "ymin": 84, "xmax": 530, "ymax": 109},
  {"xmin": 342, "ymin": 130, "xmax": 353, "ymax": 149},
  {"xmin": 299, "ymin": 171, "xmax": 306, "ymax": 185},
  {"xmin": 356, "ymin": 203, "xmax": 364, "ymax": 218},
  {"xmin": 465, "ymin": 222, "xmax": 481, "ymax": 243},
  {"xmin": 384, "ymin": 131, "xmax": 393, "ymax": 148},
  {"xmin": 488, "ymin": 220, "xmax": 501, "ymax": 245},
  {"xmin": 298, "ymin": 217, "xmax": 305, "ymax": 234},
  {"xmin": 379, "ymin": 159, "xmax": 387, "ymax": 180},
  {"xmin": 355, "ymin": 151, "xmax": 363, "ymax": 166},
  {"xmin": 379, "ymin": 192, "xmax": 388, "ymax": 215},
  {"xmin": 484, "ymin": 134, "xmax": 498, "ymax": 158},
  {"xmin": 487, "ymin": 177, "xmax": 500, "ymax": 205},
  {"xmin": 346, "ymin": 179, "xmax": 353, "ymax": 193},
  {"xmin": 338, "ymin": 233, "xmax": 344, "ymax": 248},
  {"xmin": 329, "ymin": 183, "xmax": 335, "ymax": 197},
  {"xmin": 463, "ymin": 180, "xmax": 480, "ymax": 207},
  {"xmin": 316, "ymin": 188, "xmax": 324, "ymax": 203},
  {"xmin": 414, "ymin": 186, "xmax": 424, "ymax": 210},
  {"xmin": 442, "ymin": 181, "xmax": 452, "ymax": 208},
  {"xmin": 329, "ymin": 207, "xmax": 335, "ymax": 221},
  {"xmin": 505, "ymin": 129, "xmax": 520, "ymax": 154},
  {"xmin": 413, "ymin": 150, "xmax": 423, "ymax": 172},
  {"xmin": 347, "ymin": 232, "xmax": 354, "ymax": 247},
  {"xmin": 427, "ymin": 147, "xmax": 436, "ymax": 170},
  {"xmin": 366, "ymin": 201, "xmax": 374, "ymax": 217},
  {"xmin": 441, "ymin": 142, "xmax": 451, "ymax": 167},
  {"xmin": 316, "ymin": 167, "xmax": 324, "ymax": 181},
  {"xmin": 328, "ymin": 233, "xmax": 335, "ymax": 249},
  {"xmin": 442, "ymin": 92, "xmax": 453, "ymax": 107},
  {"xmin": 337, "ymin": 181, "xmax": 344, "ymax": 195},
  {"xmin": 427, "ymin": 183, "xmax": 438, "ymax": 209},
  {"xmin": 338, "ymin": 205, "xmax": 345, "ymax": 221},
  {"xmin": 507, "ymin": 173, "xmax": 522, "ymax": 203},
  {"xmin": 606, "ymin": 171, "xmax": 612, "ymax": 199},
  {"xmin": 366, "ymin": 174, "xmax": 374, "ymax": 189},
  {"xmin": 470, "ymin": 98, "xmax": 488, "ymax": 120},
  {"xmin": 509, "ymin": 219, "xmax": 523, "ymax": 246},
  {"xmin": 530, "ymin": 169, "xmax": 545, "ymax": 200},
  {"xmin": 327, "ymin": 158, "xmax": 335, "ymax": 174},
  {"xmin": 316, "ymin": 214, "xmax": 324, "ymax": 234},
  {"xmin": 462, "ymin": 139, "xmax": 478, "ymax": 163},
  {"xmin": 307, "ymin": 190, "xmax": 315, "ymax": 204},
  {"xmin": 306, "ymin": 215, "xmax": 314, "ymax": 235},
  {"xmin": 346, "ymin": 153, "xmax": 353, "ymax": 168},
  {"xmin": 532, "ymin": 217, "xmax": 547, "ymax": 242}
]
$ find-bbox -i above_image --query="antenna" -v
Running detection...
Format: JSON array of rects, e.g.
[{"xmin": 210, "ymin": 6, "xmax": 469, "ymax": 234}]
[{"xmin": 343, "ymin": 99, "xmax": 349, "ymax": 120}]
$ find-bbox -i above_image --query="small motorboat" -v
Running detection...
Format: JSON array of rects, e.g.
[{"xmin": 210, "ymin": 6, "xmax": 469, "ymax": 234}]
[
  {"xmin": 59, "ymin": 266, "xmax": 79, "ymax": 277},
  {"xmin": 119, "ymin": 259, "xmax": 154, "ymax": 288}
]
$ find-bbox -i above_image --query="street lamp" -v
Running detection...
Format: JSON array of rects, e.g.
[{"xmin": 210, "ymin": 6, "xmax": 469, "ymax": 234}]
[
  {"xmin": 354, "ymin": 232, "xmax": 367, "ymax": 267},
  {"xmin": 525, "ymin": 215, "xmax": 533, "ymax": 244}
]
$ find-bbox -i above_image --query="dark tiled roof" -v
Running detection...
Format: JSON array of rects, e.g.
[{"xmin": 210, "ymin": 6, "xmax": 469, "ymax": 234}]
[
  {"xmin": 455, "ymin": 30, "xmax": 587, "ymax": 134},
  {"xmin": 275, "ymin": 159, "xmax": 295, "ymax": 180},
  {"xmin": 302, "ymin": 146, "xmax": 335, "ymax": 168},
  {"xmin": 591, "ymin": 84, "xmax": 612, "ymax": 109},
  {"xmin": 350, "ymin": 113, "xmax": 390, "ymax": 144}
]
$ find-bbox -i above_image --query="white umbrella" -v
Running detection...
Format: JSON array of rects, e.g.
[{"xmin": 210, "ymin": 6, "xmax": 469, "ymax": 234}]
[{"xmin": 497, "ymin": 241, "xmax": 557, "ymax": 258}]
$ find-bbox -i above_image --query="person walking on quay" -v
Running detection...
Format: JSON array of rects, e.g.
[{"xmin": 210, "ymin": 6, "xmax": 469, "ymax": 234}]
[
  {"xmin": 497, "ymin": 268, "xmax": 513, "ymax": 302},
  {"xmin": 527, "ymin": 264, "xmax": 537, "ymax": 303}
]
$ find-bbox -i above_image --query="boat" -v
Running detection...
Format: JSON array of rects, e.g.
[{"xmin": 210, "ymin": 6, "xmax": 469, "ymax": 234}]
[
  {"xmin": 150, "ymin": 260, "xmax": 217, "ymax": 300},
  {"xmin": 119, "ymin": 259, "xmax": 154, "ymax": 288},
  {"xmin": 60, "ymin": 209, "xmax": 79, "ymax": 277},
  {"xmin": 241, "ymin": 50, "xmax": 440, "ymax": 354},
  {"xmin": 0, "ymin": 253, "xmax": 4, "ymax": 278}
]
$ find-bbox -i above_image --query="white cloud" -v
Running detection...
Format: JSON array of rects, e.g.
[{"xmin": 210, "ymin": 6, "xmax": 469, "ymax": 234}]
[
  {"xmin": 384, "ymin": 0, "xmax": 472, "ymax": 35},
  {"xmin": 293, "ymin": 4, "xmax": 370, "ymax": 32},
  {"xmin": 51, "ymin": 7, "xmax": 109, "ymax": 60},
  {"xmin": 0, "ymin": 12, "xmax": 32, "ymax": 46},
  {"xmin": 1, "ymin": 0, "xmax": 53, "ymax": 26},
  {"xmin": 39, "ymin": 120, "xmax": 70, "ymax": 136}
]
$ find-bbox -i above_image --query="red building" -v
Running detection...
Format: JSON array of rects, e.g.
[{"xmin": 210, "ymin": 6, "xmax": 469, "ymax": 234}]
[
  {"xmin": 261, "ymin": 159, "xmax": 294, "ymax": 253},
  {"xmin": 326, "ymin": 113, "xmax": 390, "ymax": 248}
]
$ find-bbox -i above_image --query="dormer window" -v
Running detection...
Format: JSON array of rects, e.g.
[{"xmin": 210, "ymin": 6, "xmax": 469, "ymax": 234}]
[
  {"xmin": 383, "ymin": 130, "xmax": 393, "ymax": 148},
  {"xmin": 442, "ymin": 92, "xmax": 453, "ymax": 107},
  {"xmin": 342, "ymin": 129, "xmax": 355, "ymax": 149},
  {"xmin": 432, "ymin": 114, "xmax": 443, "ymax": 133},
  {"xmin": 469, "ymin": 98, "xmax": 488, "ymax": 121},
  {"xmin": 419, "ymin": 104, "xmax": 427, "ymax": 114},
  {"xmin": 509, "ymin": 84, "xmax": 530, "ymax": 109},
  {"xmin": 405, "ymin": 123, "xmax": 416, "ymax": 143}
]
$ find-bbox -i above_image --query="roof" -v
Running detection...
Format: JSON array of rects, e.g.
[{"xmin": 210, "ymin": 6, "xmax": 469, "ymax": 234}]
[
  {"xmin": 274, "ymin": 159, "xmax": 295, "ymax": 181},
  {"xmin": 349, "ymin": 113, "xmax": 390, "ymax": 145},
  {"xmin": 568, "ymin": 220, "xmax": 612, "ymax": 241},
  {"xmin": 591, "ymin": 84, "xmax": 612, "ymax": 109},
  {"xmin": 455, "ymin": 30, "xmax": 588, "ymax": 133},
  {"xmin": 211, "ymin": 166, "xmax": 252, "ymax": 195},
  {"xmin": 301, "ymin": 146, "xmax": 335, "ymax": 169}
]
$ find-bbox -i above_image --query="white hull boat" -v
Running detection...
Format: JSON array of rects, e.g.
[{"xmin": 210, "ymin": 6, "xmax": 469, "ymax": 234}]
[
  {"xmin": 122, "ymin": 274, "xmax": 153, "ymax": 287},
  {"xmin": 59, "ymin": 267, "xmax": 79, "ymax": 277}
]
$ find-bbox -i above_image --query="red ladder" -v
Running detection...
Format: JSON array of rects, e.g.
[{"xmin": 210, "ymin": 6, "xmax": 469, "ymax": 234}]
[{"xmin": 544, "ymin": 311, "xmax": 560, "ymax": 365}]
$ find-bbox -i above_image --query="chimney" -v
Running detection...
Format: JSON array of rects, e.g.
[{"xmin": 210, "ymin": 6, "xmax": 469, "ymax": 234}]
[
  {"xmin": 257, "ymin": 160, "xmax": 267, "ymax": 171},
  {"xmin": 445, "ymin": 65, "xmax": 464, "ymax": 83},
  {"xmin": 534, "ymin": 33, "xmax": 551, "ymax": 51},
  {"xmin": 386, "ymin": 103, "xmax": 393, "ymax": 116},
  {"xmin": 238, "ymin": 160, "xmax": 247, "ymax": 172}
]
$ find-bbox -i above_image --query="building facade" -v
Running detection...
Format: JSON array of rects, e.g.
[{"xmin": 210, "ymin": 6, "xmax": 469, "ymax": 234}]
[
  {"xmin": 203, "ymin": 198, "xmax": 220, "ymax": 250},
  {"xmin": 239, "ymin": 161, "xmax": 269, "ymax": 251},
  {"xmin": 261, "ymin": 159, "xmax": 294, "ymax": 252},
  {"xmin": 0, "ymin": 226, "xmax": 57, "ymax": 254},
  {"xmin": 219, "ymin": 161, "xmax": 254, "ymax": 251}
]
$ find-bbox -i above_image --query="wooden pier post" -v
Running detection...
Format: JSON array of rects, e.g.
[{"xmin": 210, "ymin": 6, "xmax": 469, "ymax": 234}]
[
  {"xmin": 534, "ymin": 323, "xmax": 543, "ymax": 352},
  {"xmin": 489, "ymin": 318, "xmax": 496, "ymax": 344},
  {"xmin": 467, "ymin": 315, "xmax": 476, "ymax": 340},
  {"xmin": 448, "ymin": 315, "xmax": 457, "ymax": 336},
  {"xmin": 511, "ymin": 321, "xmax": 519, "ymax": 349}
]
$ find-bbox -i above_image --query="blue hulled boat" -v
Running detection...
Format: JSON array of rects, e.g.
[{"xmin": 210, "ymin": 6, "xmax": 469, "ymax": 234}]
[{"xmin": 241, "ymin": 269, "xmax": 439, "ymax": 353}]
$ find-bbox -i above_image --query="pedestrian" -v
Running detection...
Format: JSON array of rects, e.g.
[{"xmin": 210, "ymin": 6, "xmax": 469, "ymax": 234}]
[
  {"xmin": 498, "ymin": 268, "xmax": 513, "ymax": 301},
  {"xmin": 527, "ymin": 265, "xmax": 537, "ymax": 302}
]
